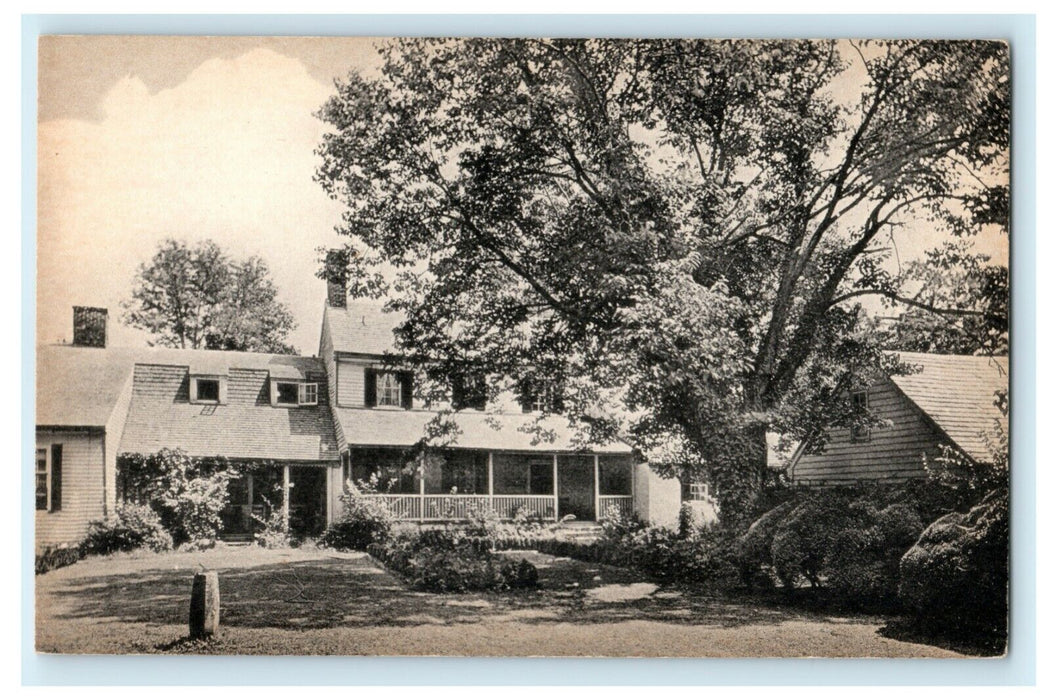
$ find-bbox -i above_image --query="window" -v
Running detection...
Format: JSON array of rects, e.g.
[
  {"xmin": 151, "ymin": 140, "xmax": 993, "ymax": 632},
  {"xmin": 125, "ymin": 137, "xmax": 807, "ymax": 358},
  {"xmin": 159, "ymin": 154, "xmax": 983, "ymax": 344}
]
[
  {"xmin": 451, "ymin": 375, "xmax": 487, "ymax": 411},
  {"xmin": 275, "ymin": 382, "xmax": 299, "ymax": 405},
  {"xmin": 519, "ymin": 379, "xmax": 563, "ymax": 414},
  {"xmin": 35, "ymin": 448, "xmax": 47, "ymax": 511},
  {"xmin": 195, "ymin": 378, "xmax": 220, "ymax": 403},
  {"xmin": 299, "ymin": 383, "xmax": 318, "ymax": 406},
  {"xmin": 365, "ymin": 369, "xmax": 412, "ymax": 409},
  {"xmin": 689, "ymin": 482, "xmax": 709, "ymax": 501},
  {"xmin": 850, "ymin": 390, "xmax": 871, "ymax": 442},
  {"xmin": 271, "ymin": 380, "xmax": 319, "ymax": 407},
  {"xmin": 35, "ymin": 444, "xmax": 61, "ymax": 512},
  {"xmin": 377, "ymin": 372, "xmax": 402, "ymax": 407}
]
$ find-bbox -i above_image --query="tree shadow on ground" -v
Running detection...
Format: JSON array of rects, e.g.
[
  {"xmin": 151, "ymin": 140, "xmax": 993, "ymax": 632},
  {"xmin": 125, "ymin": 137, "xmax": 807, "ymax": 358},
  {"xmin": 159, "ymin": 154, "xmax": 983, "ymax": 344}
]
[
  {"xmin": 876, "ymin": 618, "xmax": 1006, "ymax": 657},
  {"xmin": 45, "ymin": 551, "xmax": 868, "ymax": 637}
]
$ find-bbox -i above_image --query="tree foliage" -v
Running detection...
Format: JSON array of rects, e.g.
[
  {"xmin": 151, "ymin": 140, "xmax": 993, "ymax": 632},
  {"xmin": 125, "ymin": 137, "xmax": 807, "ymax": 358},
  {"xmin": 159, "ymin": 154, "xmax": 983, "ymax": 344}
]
[
  {"xmin": 123, "ymin": 238, "xmax": 298, "ymax": 354},
  {"xmin": 315, "ymin": 39, "xmax": 1009, "ymax": 522}
]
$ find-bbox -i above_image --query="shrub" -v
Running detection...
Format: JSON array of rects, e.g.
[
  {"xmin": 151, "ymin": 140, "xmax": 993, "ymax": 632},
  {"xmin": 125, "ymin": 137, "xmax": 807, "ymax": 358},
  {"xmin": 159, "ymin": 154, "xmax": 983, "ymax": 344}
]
[
  {"xmin": 368, "ymin": 530, "xmax": 539, "ymax": 593},
  {"xmin": 736, "ymin": 499, "xmax": 797, "ymax": 589},
  {"xmin": 899, "ymin": 488, "xmax": 1008, "ymax": 641},
  {"xmin": 321, "ymin": 482, "xmax": 395, "ymax": 551},
  {"xmin": 769, "ymin": 492, "xmax": 855, "ymax": 589},
  {"xmin": 82, "ymin": 503, "xmax": 173, "ymax": 556},
  {"xmin": 118, "ymin": 449, "xmax": 238, "ymax": 547},
  {"xmin": 824, "ymin": 503, "xmax": 924, "ymax": 609},
  {"xmin": 252, "ymin": 498, "xmax": 290, "ymax": 549},
  {"xmin": 35, "ymin": 544, "xmax": 81, "ymax": 575}
]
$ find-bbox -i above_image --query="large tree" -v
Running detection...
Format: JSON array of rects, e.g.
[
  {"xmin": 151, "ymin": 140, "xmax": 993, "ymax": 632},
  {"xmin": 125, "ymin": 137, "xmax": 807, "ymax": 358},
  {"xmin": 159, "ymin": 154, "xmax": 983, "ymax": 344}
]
[
  {"xmin": 123, "ymin": 238, "xmax": 297, "ymax": 354},
  {"xmin": 314, "ymin": 39, "xmax": 1008, "ymax": 521}
]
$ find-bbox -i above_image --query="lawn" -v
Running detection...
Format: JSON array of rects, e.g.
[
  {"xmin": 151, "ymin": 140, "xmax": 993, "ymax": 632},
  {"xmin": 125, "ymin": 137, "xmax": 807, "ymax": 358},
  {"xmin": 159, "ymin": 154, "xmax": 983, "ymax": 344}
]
[{"xmin": 35, "ymin": 545, "xmax": 965, "ymax": 657}]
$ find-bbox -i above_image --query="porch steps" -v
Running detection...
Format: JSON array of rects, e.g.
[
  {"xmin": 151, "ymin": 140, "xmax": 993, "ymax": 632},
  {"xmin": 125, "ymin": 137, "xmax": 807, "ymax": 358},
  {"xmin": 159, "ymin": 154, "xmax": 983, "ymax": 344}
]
[{"xmin": 552, "ymin": 521, "xmax": 604, "ymax": 543}]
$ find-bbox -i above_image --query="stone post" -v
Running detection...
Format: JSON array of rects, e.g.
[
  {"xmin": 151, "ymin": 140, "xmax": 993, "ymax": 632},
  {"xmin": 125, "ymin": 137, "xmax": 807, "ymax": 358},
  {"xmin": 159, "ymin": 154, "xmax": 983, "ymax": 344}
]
[{"xmin": 189, "ymin": 571, "xmax": 220, "ymax": 639}]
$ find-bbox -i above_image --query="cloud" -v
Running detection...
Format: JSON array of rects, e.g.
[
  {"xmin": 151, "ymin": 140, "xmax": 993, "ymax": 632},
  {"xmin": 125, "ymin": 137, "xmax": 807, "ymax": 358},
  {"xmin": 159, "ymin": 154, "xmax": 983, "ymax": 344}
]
[{"xmin": 38, "ymin": 48, "xmax": 345, "ymax": 351}]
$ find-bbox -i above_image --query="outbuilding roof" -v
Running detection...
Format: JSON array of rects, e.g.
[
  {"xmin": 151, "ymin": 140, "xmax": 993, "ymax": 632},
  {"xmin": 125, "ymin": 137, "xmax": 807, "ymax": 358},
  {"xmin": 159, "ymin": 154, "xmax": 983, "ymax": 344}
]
[
  {"xmin": 336, "ymin": 407, "xmax": 633, "ymax": 454},
  {"xmin": 889, "ymin": 352, "xmax": 1008, "ymax": 464}
]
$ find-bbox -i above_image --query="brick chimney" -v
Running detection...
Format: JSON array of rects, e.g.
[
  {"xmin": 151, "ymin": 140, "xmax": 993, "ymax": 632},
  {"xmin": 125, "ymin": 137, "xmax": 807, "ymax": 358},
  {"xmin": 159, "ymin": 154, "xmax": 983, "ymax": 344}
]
[
  {"xmin": 324, "ymin": 249, "xmax": 348, "ymax": 308},
  {"xmin": 72, "ymin": 306, "xmax": 108, "ymax": 347}
]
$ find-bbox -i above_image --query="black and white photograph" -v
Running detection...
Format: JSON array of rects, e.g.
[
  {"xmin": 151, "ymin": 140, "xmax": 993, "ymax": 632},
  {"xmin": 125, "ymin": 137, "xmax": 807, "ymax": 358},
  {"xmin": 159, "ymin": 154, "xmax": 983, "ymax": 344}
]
[{"xmin": 34, "ymin": 35, "xmax": 1010, "ymax": 659}]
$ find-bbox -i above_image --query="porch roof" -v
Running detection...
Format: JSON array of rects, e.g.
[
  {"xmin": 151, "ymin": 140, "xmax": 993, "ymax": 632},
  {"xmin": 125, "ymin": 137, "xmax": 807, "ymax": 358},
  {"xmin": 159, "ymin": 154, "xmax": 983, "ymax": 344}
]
[{"xmin": 335, "ymin": 407, "xmax": 634, "ymax": 454}]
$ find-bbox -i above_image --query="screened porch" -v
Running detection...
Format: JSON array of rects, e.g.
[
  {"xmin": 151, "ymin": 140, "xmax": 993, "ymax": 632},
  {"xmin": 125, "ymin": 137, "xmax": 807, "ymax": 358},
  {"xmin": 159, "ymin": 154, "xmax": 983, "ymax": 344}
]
[{"xmin": 346, "ymin": 447, "xmax": 634, "ymax": 522}]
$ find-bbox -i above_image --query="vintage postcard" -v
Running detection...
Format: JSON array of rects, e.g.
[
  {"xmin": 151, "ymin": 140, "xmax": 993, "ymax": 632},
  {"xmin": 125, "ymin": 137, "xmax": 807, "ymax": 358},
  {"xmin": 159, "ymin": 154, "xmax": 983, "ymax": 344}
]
[{"xmin": 35, "ymin": 36, "xmax": 1009, "ymax": 658}]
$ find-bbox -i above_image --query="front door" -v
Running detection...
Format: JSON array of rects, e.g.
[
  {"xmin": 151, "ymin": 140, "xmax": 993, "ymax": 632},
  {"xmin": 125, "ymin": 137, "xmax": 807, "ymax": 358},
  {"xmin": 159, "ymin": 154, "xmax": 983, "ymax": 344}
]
[
  {"xmin": 557, "ymin": 457, "xmax": 595, "ymax": 521},
  {"xmin": 288, "ymin": 466, "xmax": 327, "ymax": 536}
]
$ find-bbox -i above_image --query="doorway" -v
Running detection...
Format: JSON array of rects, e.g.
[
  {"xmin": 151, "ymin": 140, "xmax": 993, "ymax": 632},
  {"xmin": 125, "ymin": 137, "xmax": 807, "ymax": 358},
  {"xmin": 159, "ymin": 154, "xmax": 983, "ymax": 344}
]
[{"xmin": 557, "ymin": 456, "xmax": 595, "ymax": 521}]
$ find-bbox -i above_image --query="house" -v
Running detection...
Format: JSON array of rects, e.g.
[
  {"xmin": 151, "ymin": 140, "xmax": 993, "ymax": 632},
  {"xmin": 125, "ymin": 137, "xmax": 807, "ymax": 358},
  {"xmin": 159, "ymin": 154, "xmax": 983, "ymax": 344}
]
[
  {"xmin": 318, "ymin": 278, "xmax": 680, "ymax": 527},
  {"xmin": 788, "ymin": 352, "xmax": 1008, "ymax": 486},
  {"xmin": 35, "ymin": 291, "xmax": 682, "ymax": 546},
  {"xmin": 36, "ymin": 307, "xmax": 340, "ymax": 546}
]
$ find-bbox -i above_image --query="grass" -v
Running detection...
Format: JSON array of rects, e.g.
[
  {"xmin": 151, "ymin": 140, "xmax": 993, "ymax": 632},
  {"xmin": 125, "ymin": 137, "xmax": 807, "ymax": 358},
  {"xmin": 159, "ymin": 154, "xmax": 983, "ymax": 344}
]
[{"xmin": 35, "ymin": 544, "xmax": 969, "ymax": 657}]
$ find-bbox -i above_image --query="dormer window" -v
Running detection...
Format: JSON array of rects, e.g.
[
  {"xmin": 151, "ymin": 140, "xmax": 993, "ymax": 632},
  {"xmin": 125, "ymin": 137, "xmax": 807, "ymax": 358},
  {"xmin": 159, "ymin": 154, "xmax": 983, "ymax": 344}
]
[
  {"xmin": 190, "ymin": 375, "xmax": 226, "ymax": 404},
  {"xmin": 271, "ymin": 379, "xmax": 320, "ymax": 407}
]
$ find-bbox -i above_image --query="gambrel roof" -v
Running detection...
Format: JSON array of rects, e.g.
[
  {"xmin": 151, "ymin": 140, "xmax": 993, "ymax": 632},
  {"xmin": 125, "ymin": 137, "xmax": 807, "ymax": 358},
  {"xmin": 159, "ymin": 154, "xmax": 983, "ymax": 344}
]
[{"xmin": 889, "ymin": 352, "xmax": 1008, "ymax": 464}]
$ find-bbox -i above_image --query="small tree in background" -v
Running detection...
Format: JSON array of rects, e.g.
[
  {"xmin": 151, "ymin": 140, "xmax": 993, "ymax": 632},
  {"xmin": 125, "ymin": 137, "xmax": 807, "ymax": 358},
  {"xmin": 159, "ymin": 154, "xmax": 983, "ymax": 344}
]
[{"xmin": 123, "ymin": 238, "xmax": 298, "ymax": 354}]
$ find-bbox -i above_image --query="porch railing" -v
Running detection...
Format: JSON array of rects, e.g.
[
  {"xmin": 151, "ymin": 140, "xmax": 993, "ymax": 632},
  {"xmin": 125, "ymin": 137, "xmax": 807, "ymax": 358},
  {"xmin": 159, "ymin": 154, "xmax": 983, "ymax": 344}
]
[
  {"xmin": 597, "ymin": 495, "xmax": 634, "ymax": 520},
  {"xmin": 358, "ymin": 494, "xmax": 556, "ymax": 521}
]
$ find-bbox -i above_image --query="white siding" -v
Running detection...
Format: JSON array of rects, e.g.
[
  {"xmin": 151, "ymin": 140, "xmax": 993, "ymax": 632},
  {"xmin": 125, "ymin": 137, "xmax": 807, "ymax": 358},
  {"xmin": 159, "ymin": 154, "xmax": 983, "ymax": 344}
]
[
  {"xmin": 336, "ymin": 359, "xmax": 367, "ymax": 408},
  {"xmin": 35, "ymin": 430, "xmax": 106, "ymax": 547}
]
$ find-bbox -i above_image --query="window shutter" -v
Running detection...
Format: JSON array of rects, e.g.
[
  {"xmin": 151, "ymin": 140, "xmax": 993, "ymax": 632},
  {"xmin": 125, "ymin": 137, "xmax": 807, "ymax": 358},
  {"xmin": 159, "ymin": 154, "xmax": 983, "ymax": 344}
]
[
  {"xmin": 471, "ymin": 380, "xmax": 487, "ymax": 411},
  {"xmin": 549, "ymin": 389, "xmax": 565, "ymax": 414},
  {"xmin": 50, "ymin": 444, "xmax": 63, "ymax": 512},
  {"xmin": 364, "ymin": 368, "xmax": 377, "ymax": 407},
  {"xmin": 400, "ymin": 371, "xmax": 414, "ymax": 409},
  {"xmin": 451, "ymin": 378, "xmax": 464, "ymax": 411}
]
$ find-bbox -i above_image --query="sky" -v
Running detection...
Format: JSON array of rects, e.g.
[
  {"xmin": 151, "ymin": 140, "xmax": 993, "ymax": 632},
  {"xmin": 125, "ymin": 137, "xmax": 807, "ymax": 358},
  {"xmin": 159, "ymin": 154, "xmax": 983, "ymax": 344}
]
[
  {"xmin": 36, "ymin": 37, "xmax": 1008, "ymax": 353},
  {"xmin": 37, "ymin": 36, "xmax": 384, "ymax": 353}
]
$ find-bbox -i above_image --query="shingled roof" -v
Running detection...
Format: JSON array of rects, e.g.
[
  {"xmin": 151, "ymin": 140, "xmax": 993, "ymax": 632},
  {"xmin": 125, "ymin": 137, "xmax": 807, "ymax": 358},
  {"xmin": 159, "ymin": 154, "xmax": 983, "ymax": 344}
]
[
  {"xmin": 335, "ymin": 407, "xmax": 633, "ymax": 454},
  {"xmin": 325, "ymin": 300, "xmax": 405, "ymax": 356},
  {"xmin": 37, "ymin": 344, "xmax": 136, "ymax": 427},
  {"xmin": 38, "ymin": 343, "xmax": 339, "ymax": 462},
  {"xmin": 889, "ymin": 352, "xmax": 1008, "ymax": 464}
]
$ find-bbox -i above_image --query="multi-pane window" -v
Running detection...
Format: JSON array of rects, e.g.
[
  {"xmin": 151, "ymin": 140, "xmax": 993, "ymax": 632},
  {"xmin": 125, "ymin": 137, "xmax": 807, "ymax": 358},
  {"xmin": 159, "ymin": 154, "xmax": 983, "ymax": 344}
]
[
  {"xmin": 377, "ymin": 372, "xmax": 402, "ymax": 407},
  {"xmin": 274, "ymin": 381, "xmax": 319, "ymax": 407},
  {"xmin": 689, "ymin": 482, "xmax": 709, "ymax": 501},
  {"xmin": 35, "ymin": 448, "xmax": 48, "ymax": 511},
  {"xmin": 850, "ymin": 390, "xmax": 871, "ymax": 442},
  {"xmin": 298, "ymin": 383, "xmax": 318, "ymax": 406}
]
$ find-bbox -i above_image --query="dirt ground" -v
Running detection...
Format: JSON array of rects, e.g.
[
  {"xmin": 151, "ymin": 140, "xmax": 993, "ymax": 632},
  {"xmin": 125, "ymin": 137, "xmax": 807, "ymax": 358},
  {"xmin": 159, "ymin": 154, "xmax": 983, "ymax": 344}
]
[{"xmin": 35, "ymin": 545, "xmax": 965, "ymax": 657}]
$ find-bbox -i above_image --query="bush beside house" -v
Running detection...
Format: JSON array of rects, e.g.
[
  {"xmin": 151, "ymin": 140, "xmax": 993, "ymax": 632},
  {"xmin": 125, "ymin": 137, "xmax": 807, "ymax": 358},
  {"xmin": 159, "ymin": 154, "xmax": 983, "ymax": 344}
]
[
  {"xmin": 82, "ymin": 503, "xmax": 174, "ymax": 556},
  {"xmin": 899, "ymin": 488, "xmax": 1008, "ymax": 643}
]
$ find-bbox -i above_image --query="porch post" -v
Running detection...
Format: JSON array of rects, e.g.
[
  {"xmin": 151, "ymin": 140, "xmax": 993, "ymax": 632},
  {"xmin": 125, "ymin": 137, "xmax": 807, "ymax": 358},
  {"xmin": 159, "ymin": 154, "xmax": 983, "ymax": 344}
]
[
  {"xmin": 282, "ymin": 465, "xmax": 290, "ymax": 532},
  {"xmin": 246, "ymin": 474, "xmax": 254, "ymax": 531},
  {"xmin": 593, "ymin": 454, "xmax": 600, "ymax": 521},
  {"xmin": 419, "ymin": 461, "xmax": 426, "ymax": 520},
  {"xmin": 552, "ymin": 454, "xmax": 559, "ymax": 521},
  {"xmin": 487, "ymin": 452, "xmax": 494, "ymax": 510}
]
